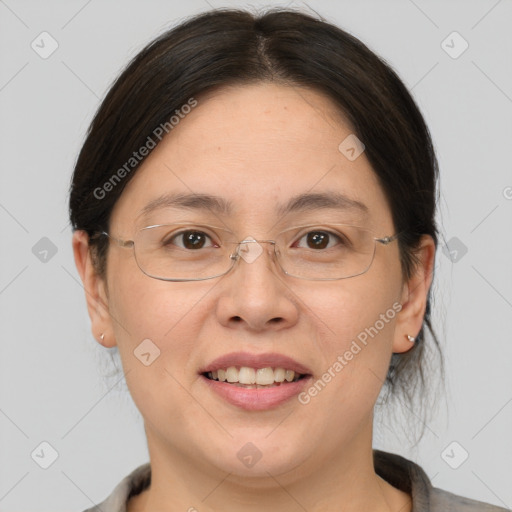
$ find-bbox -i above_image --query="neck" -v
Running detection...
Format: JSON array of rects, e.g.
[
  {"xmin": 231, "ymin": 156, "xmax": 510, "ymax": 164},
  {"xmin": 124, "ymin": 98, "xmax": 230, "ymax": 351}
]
[{"xmin": 129, "ymin": 419, "xmax": 411, "ymax": 512}]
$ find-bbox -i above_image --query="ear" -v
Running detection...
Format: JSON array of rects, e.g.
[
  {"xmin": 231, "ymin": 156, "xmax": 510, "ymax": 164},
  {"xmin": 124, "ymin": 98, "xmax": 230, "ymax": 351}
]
[
  {"xmin": 72, "ymin": 230, "xmax": 116, "ymax": 348},
  {"xmin": 393, "ymin": 235, "xmax": 436, "ymax": 354}
]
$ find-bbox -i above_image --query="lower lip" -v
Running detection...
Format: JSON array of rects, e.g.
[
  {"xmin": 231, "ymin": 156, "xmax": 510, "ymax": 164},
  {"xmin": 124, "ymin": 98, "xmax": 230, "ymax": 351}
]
[{"xmin": 200, "ymin": 375, "xmax": 312, "ymax": 411}]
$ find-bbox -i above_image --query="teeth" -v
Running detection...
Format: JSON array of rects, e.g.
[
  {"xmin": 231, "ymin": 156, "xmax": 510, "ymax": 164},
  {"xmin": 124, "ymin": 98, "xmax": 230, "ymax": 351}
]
[
  {"xmin": 226, "ymin": 366, "xmax": 238, "ymax": 383},
  {"xmin": 206, "ymin": 366, "xmax": 302, "ymax": 385},
  {"xmin": 239, "ymin": 367, "xmax": 256, "ymax": 384},
  {"xmin": 274, "ymin": 367, "xmax": 285, "ymax": 382},
  {"xmin": 256, "ymin": 367, "xmax": 274, "ymax": 385}
]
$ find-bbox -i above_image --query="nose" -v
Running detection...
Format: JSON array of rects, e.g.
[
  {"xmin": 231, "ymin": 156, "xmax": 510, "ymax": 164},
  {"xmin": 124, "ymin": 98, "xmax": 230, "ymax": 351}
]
[{"xmin": 215, "ymin": 239, "xmax": 300, "ymax": 332}]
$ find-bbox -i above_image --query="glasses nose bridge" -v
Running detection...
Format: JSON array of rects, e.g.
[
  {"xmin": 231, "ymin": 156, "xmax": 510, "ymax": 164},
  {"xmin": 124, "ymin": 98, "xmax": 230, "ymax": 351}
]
[{"xmin": 231, "ymin": 237, "xmax": 279, "ymax": 265}]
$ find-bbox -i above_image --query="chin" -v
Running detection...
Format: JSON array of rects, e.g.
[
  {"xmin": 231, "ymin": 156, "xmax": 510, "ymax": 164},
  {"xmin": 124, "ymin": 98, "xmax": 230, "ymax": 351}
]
[{"xmin": 201, "ymin": 431, "xmax": 313, "ymax": 481}]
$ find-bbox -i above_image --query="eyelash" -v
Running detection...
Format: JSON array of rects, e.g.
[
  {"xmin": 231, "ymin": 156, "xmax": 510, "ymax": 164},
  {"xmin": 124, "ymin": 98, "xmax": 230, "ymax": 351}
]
[
  {"xmin": 293, "ymin": 230, "xmax": 345, "ymax": 250},
  {"xmin": 166, "ymin": 228, "xmax": 347, "ymax": 250},
  {"xmin": 165, "ymin": 230, "xmax": 218, "ymax": 249}
]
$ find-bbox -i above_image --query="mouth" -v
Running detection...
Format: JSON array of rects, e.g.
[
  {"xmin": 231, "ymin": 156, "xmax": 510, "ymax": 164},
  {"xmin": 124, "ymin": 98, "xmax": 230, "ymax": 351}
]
[
  {"xmin": 199, "ymin": 352, "xmax": 313, "ymax": 410},
  {"xmin": 202, "ymin": 366, "xmax": 307, "ymax": 388}
]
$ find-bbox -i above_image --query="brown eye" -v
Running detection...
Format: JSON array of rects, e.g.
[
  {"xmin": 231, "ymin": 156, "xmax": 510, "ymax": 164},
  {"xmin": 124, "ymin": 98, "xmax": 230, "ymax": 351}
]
[
  {"xmin": 307, "ymin": 232, "xmax": 329, "ymax": 249},
  {"xmin": 296, "ymin": 231, "xmax": 340, "ymax": 250},
  {"xmin": 169, "ymin": 230, "xmax": 214, "ymax": 250}
]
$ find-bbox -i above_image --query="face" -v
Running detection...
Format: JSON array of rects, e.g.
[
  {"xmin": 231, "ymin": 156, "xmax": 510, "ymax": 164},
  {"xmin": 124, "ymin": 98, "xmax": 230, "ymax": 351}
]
[{"xmin": 75, "ymin": 83, "xmax": 431, "ymax": 482}]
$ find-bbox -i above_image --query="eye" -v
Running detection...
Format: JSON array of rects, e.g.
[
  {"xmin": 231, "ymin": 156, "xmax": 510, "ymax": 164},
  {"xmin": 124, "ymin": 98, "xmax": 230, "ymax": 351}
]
[
  {"xmin": 294, "ymin": 230, "xmax": 345, "ymax": 250},
  {"xmin": 166, "ymin": 230, "xmax": 217, "ymax": 250}
]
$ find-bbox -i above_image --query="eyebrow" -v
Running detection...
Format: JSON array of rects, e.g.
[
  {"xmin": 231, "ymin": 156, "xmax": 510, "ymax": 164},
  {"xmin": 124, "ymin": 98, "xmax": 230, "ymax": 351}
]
[
  {"xmin": 139, "ymin": 192, "xmax": 232, "ymax": 218},
  {"xmin": 277, "ymin": 191, "xmax": 369, "ymax": 218},
  {"xmin": 138, "ymin": 191, "xmax": 369, "ymax": 219}
]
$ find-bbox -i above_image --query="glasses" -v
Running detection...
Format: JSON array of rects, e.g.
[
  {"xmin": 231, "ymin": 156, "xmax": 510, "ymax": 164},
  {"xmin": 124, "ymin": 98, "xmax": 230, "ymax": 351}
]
[{"xmin": 93, "ymin": 222, "xmax": 400, "ymax": 282}]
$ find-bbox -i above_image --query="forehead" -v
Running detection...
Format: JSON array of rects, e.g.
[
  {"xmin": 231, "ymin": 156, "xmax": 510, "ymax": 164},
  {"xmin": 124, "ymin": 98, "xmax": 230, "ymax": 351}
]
[{"xmin": 110, "ymin": 83, "xmax": 391, "ymax": 230}]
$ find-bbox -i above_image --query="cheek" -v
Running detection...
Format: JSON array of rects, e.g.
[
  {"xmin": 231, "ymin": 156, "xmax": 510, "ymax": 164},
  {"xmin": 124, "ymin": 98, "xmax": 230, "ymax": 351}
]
[
  {"xmin": 107, "ymin": 246, "xmax": 204, "ymax": 335},
  {"xmin": 105, "ymin": 274, "xmax": 211, "ymax": 429},
  {"xmin": 304, "ymin": 270, "xmax": 401, "ymax": 404},
  {"xmin": 106, "ymin": 259, "xmax": 209, "ymax": 374},
  {"xmin": 309, "ymin": 276, "xmax": 400, "ymax": 350}
]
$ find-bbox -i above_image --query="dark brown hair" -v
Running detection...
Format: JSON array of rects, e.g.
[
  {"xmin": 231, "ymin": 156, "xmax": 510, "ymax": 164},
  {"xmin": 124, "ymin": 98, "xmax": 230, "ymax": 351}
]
[{"xmin": 69, "ymin": 7, "xmax": 444, "ymax": 434}]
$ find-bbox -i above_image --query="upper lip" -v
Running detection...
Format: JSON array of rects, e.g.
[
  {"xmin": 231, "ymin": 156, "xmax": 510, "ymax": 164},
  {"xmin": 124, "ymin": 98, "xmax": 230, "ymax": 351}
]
[{"xmin": 199, "ymin": 352, "xmax": 312, "ymax": 375}]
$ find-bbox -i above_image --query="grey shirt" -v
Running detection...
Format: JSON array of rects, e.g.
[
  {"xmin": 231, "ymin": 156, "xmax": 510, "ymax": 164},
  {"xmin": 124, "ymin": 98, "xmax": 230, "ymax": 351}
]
[{"xmin": 82, "ymin": 450, "xmax": 509, "ymax": 512}]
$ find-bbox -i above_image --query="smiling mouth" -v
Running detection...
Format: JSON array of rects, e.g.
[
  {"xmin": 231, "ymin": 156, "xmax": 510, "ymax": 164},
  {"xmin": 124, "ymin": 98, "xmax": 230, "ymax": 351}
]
[{"xmin": 203, "ymin": 366, "xmax": 308, "ymax": 388}]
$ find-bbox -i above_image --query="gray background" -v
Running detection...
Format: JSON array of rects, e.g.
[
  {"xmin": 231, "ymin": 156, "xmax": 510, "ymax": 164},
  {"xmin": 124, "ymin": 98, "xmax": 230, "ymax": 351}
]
[{"xmin": 0, "ymin": 0, "xmax": 511, "ymax": 510}]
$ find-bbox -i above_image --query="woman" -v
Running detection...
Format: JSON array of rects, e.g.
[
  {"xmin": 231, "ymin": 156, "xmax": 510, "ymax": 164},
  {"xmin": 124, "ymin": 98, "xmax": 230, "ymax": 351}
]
[{"xmin": 69, "ymin": 8, "xmax": 507, "ymax": 512}]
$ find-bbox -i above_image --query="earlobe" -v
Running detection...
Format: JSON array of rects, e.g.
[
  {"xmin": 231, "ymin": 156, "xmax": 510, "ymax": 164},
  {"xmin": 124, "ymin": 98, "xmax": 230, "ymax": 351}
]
[
  {"xmin": 392, "ymin": 235, "xmax": 436, "ymax": 354},
  {"xmin": 72, "ymin": 230, "xmax": 116, "ymax": 348}
]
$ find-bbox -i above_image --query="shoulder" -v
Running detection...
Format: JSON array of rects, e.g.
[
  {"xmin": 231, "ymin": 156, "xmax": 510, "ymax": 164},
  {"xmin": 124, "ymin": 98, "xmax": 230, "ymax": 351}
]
[
  {"xmin": 430, "ymin": 486, "xmax": 510, "ymax": 512},
  {"xmin": 373, "ymin": 449, "xmax": 509, "ymax": 512},
  {"xmin": 80, "ymin": 462, "xmax": 151, "ymax": 512}
]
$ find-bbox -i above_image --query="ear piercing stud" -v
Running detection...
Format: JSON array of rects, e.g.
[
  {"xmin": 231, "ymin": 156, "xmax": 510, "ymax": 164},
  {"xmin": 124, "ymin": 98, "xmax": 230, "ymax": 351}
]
[
  {"xmin": 100, "ymin": 333, "xmax": 105, "ymax": 342},
  {"xmin": 406, "ymin": 334, "xmax": 415, "ymax": 343}
]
